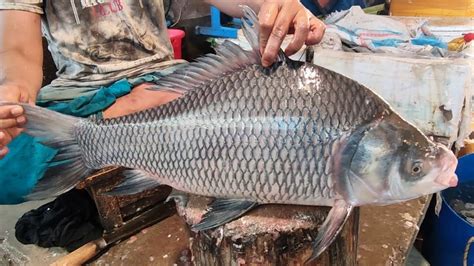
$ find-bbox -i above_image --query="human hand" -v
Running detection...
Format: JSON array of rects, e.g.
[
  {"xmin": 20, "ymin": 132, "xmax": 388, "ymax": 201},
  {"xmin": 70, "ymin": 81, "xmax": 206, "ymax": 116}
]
[
  {"xmin": 0, "ymin": 84, "xmax": 30, "ymax": 159},
  {"xmin": 258, "ymin": 0, "xmax": 326, "ymax": 66},
  {"xmin": 0, "ymin": 85, "xmax": 30, "ymax": 159}
]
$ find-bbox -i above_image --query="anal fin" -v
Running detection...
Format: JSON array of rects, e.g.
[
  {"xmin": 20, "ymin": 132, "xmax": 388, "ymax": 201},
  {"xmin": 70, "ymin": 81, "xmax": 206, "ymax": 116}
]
[
  {"xmin": 192, "ymin": 198, "xmax": 258, "ymax": 231},
  {"xmin": 106, "ymin": 169, "xmax": 161, "ymax": 196},
  {"xmin": 306, "ymin": 200, "xmax": 353, "ymax": 263}
]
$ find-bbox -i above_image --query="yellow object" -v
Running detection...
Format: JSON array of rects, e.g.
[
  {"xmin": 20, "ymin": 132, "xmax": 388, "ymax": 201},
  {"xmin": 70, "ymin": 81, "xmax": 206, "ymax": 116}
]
[
  {"xmin": 448, "ymin": 36, "xmax": 468, "ymax": 51},
  {"xmin": 390, "ymin": 0, "xmax": 474, "ymax": 17},
  {"xmin": 457, "ymin": 119, "xmax": 474, "ymax": 157}
]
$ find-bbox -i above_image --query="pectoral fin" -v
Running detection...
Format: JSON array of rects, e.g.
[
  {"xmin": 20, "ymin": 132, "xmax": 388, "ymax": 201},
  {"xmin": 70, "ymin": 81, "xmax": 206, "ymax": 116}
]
[
  {"xmin": 306, "ymin": 200, "xmax": 353, "ymax": 263},
  {"xmin": 192, "ymin": 198, "xmax": 258, "ymax": 231}
]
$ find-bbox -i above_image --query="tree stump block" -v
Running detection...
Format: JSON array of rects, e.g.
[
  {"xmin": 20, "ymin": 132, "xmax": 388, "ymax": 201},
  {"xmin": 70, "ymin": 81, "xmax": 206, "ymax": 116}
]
[{"xmin": 177, "ymin": 196, "xmax": 359, "ymax": 265}]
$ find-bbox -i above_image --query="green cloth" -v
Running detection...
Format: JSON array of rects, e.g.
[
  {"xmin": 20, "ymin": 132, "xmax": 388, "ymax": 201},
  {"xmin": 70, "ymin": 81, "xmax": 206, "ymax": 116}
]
[{"xmin": 38, "ymin": 74, "xmax": 167, "ymax": 117}]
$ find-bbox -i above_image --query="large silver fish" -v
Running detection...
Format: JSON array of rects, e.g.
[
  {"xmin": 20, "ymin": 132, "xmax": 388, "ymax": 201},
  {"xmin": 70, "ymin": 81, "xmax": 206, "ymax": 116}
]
[{"xmin": 2, "ymin": 6, "xmax": 457, "ymax": 261}]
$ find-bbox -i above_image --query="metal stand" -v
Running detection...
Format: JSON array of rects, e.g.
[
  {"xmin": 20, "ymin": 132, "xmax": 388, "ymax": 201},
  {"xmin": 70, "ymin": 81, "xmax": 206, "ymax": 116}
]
[{"xmin": 195, "ymin": 6, "xmax": 241, "ymax": 38}]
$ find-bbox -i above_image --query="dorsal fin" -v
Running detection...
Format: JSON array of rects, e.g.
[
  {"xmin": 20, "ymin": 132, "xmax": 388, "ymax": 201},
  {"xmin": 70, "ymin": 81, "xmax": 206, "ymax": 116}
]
[
  {"xmin": 241, "ymin": 5, "xmax": 260, "ymax": 56},
  {"xmin": 149, "ymin": 5, "xmax": 261, "ymax": 94}
]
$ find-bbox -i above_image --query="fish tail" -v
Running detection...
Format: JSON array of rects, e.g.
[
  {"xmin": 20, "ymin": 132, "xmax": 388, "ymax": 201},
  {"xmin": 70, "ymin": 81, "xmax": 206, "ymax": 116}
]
[{"xmin": 0, "ymin": 102, "xmax": 93, "ymax": 200}]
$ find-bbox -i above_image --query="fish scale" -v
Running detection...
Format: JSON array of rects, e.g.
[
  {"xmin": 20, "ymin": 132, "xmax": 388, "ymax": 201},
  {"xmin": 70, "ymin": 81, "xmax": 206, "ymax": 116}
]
[{"xmin": 73, "ymin": 62, "xmax": 384, "ymax": 205}]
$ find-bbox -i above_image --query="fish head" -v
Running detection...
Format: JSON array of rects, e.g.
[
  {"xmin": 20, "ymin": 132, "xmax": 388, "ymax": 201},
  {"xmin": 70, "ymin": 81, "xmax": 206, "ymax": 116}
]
[{"xmin": 341, "ymin": 112, "xmax": 458, "ymax": 206}]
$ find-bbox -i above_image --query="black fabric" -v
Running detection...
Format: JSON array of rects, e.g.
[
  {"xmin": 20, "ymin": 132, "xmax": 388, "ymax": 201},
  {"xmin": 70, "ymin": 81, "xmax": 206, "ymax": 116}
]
[{"xmin": 15, "ymin": 189, "xmax": 103, "ymax": 252}]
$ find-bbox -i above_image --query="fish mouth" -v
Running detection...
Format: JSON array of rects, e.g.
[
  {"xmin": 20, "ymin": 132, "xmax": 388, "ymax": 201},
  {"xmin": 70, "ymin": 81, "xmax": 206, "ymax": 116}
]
[
  {"xmin": 435, "ymin": 173, "xmax": 458, "ymax": 187},
  {"xmin": 434, "ymin": 152, "xmax": 458, "ymax": 188}
]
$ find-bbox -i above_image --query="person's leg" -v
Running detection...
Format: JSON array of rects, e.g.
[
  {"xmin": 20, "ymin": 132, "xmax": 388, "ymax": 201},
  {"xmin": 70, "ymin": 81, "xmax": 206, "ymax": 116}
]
[{"xmin": 102, "ymin": 83, "xmax": 181, "ymax": 118}]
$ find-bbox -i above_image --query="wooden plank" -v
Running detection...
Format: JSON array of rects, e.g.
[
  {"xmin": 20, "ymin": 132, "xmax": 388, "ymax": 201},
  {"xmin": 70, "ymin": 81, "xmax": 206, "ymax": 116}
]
[{"xmin": 390, "ymin": 0, "xmax": 474, "ymax": 17}]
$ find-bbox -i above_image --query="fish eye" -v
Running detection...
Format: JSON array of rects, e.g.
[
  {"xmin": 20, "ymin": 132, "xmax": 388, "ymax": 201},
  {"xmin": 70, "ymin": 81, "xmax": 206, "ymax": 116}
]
[{"xmin": 411, "ymin": 161, "xmax": 423, "ymax": 176}]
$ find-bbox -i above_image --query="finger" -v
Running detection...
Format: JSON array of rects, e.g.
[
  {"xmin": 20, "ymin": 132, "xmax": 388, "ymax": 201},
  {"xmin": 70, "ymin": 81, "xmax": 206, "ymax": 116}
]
[
  {"xmin": 0, "ymin": 115, "xmax": 25, "ymax": 128},
  {"xmin": 258, "ymin": 2, "xmax": 279, "ymax": 55},
  {"xmin": 16, "ymin": 115, "xmax": 26, "ymax": 126},
  {"xmin": 284, "ymin": 10, "xmax": 309, "ymax": 56},
  {"xmin": 7, "ymin": 127, "xmax": 23, "ymax": 139},
  {"xmin": 0, "ymin": 105, "xmax": 24, "ymax": 119},
  {"xmin": 262, "ymin": 4, "xmax": 298, "ymax": 67},
  {"xmin": 0, "ymin": 115, "xmax": 26, "ymax": 129},
  {"xmin": 0, "ymin": 118, "xmax": 21, "ymax": 129},
  {"xmin": 306, "ymin": 17, "xmax": 326, "ymax": 45},
  {"xmin": 0, "ymin": 146, "xmax": 8, "ymax": 159},
  {"xmin": 0, "ymin": 130, "xmax": 12, "ymax": 147}
]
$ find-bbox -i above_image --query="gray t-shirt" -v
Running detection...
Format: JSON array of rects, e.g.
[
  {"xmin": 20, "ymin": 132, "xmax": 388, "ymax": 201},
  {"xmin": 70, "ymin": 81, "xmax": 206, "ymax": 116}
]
[{"xmin": 0, "ymin": 0, "xmax": 184, "ymax": 100}]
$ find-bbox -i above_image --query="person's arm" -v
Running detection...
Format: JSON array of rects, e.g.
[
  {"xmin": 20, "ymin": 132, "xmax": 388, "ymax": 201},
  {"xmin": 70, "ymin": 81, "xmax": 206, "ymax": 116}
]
[
  {"xmin": 0, "ymin": 10, "xmax": 43, "ymax": 158},
  {"xmin": 204, "ymin": 0, "xmax": 325, "ymax": 67}
]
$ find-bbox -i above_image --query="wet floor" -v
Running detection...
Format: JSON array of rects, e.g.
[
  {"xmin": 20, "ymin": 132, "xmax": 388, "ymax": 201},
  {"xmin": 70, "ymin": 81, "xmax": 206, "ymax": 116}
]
[
  {"xmin": 0, "ymin": 200, "xmax": 68, "ymax": 265},
  {"xmin": 91, "ymin": 214, "xmax": 191, "ymax": 266},
  {"xmin": 0, "ymin": 200, "xmax": 189, "ymax": 266},
  {"xmin": 1, "ymin": 199, "xmax": 429, "ymax": 265}
]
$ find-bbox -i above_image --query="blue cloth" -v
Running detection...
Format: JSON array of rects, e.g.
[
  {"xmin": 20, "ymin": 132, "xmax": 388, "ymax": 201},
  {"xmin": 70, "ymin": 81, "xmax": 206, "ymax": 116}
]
[
  {"xmin": 372, "ymin": 38, "xmax": 405, "ymax": 48},
  {"xmin": 0, "ymin": 135, "xmax": 57, "ymax": 204},
  {"xmin": 411, "ymin": 36, "xmax": 448, "ymax": 49},
  {"xmin": 0, "ymin": 70, "xmax": 180, "ymax": 204},
  {"xmin": 301, "ymin": 0, "xmax": 366, "ymax": 16}
]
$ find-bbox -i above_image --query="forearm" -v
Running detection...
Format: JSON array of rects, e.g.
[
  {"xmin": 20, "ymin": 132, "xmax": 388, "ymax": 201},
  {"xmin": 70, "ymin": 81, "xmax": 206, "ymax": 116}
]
[
  {"xmin": 0, "ymin": 51, "xmax": 43, "ymax": 101},
  {"xmin": 204, "ymin": 0, "xmax": 264, "ymax": 17},
  {"xmin": 0, "ymin": 11, "xmax": 43, "ymax": 101}
]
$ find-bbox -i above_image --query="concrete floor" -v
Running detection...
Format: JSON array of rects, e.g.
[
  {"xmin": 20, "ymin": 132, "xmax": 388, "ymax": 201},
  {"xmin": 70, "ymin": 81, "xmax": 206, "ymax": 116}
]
[
  {"xmin": 92, "ymin": 214, "xmax": 191, "ymax": 266},
  {"xmin": 0, "ymin": 200, "xmax": 430, "ymax": 266},
  {"xmin": 0, "ymin": 200, "xmax": 68, "ymax": 266}
]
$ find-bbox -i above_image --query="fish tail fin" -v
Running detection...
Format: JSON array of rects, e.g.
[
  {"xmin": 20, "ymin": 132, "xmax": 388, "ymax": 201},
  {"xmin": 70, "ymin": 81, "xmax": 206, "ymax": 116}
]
[{"xmin": 0, "ymin": 102, "xmax": 93, "ymax": 200}]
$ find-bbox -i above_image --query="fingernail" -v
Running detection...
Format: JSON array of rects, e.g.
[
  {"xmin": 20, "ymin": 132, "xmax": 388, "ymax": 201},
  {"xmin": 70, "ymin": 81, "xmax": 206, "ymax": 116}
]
[
  {"xmin": 16, "ymin": 116, "xmax": 26, "ymax": 124},
  {"xmin": 0, "ymin": 147, "xmax": 6, "ymax": 156},
  {"xmin": 263, "ymin": 58, "xmax": 272, "ymax": 67},
  {"xmin": 0, "ymin": 131, "xmax": 4, "ymax": 139},
  {"xmin": 11, "ymin": 107, "xmax": 23, "ymax": 116}
]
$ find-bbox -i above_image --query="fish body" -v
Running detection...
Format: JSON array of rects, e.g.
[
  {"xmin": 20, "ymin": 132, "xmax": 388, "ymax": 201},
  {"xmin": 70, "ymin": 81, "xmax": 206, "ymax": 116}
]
[
  {"xmin": 79, "ymin": 61, "xmax": 384, "ymax": 206},
  {"xmin": 4, "ymin": 6, "xmax": 457, "ymax": 261}
]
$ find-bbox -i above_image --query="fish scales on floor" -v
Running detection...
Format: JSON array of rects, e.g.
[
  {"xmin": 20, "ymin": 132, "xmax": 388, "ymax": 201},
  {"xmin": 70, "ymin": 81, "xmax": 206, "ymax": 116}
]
[{"xmin": 0, "ymin": 6, "xmax": 458, "ymax": 262}]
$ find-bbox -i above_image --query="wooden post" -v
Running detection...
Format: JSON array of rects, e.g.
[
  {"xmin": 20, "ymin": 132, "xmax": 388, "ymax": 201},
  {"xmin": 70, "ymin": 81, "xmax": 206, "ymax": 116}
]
[{"xmin": 178, "ymin": 196, "xmax": 359, "ymax": 265}]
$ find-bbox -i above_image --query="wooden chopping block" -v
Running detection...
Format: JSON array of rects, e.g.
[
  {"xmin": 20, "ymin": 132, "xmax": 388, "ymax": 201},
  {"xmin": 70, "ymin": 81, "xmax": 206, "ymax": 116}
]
[{"xmin": 177, "ymin": 195, "xmax": 359, "ymax": 265}]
